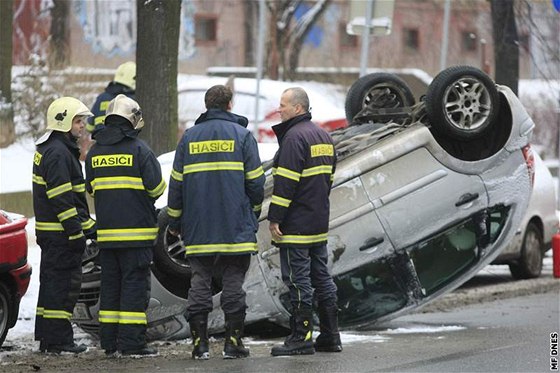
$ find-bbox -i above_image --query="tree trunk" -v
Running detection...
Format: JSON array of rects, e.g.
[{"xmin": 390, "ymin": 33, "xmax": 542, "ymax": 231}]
[
  {"xmin": 491, "ymin": 0, "xmax": 519, "ymax": 95},
  {"xmin": 49, "ymin": 0, "xmax": 70, "ymax": 69},
  {"xmin": 136, "ymin": 0, "xmax": 181, "ymax": 156},
  {"xmin": 242, "ymin": 1, "xmax": 257, "ymax": 66},
  {"xmin": 0, "ymin": 0, "xmax": 15, "ymax": 148}
]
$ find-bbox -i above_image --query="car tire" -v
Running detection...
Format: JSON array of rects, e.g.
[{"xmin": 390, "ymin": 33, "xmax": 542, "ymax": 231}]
[
  {"xmin": 425, "ymin": 66, "xmax": 499, "ymax": 140},
  {"xmin": 509, "ymin": 222, "xmax": 543, "ymax": 279},
  {"xmin": 154, "ymin": 208, "xmax": 191, "ymax": 278},
  {"xmin": 0, "ymin": 282, "xmax": 12, "ymax": 347},
  {"xmin": 345, "ymin": 73, "xmax": 415, "ymax": 124}
]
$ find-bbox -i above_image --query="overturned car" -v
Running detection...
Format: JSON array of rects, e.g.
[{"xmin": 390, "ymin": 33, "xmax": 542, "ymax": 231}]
[{"xmin": 73, "ymin": 66, "xmax": 536, "ymax": 340}]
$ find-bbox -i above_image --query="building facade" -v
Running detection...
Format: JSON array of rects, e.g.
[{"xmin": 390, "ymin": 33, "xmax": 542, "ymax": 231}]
[{"xmin": 12, "ymin": 0, "xmax": 559, "ymax": 80}]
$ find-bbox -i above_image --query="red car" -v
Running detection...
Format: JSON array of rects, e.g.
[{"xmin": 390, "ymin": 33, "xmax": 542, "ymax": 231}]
[{"xmin": 0, "ymin": 210, "xmax": 32, "ymax": 347}]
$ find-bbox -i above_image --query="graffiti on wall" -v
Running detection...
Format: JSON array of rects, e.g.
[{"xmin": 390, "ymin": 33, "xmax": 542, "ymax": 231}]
[
  {"xmin": 74, "ymin": 0, "xmax": 196, "ymax": 60},
  {"xmin": 13, "ymin": 0, "xmax": 52, "ymax": 64}
]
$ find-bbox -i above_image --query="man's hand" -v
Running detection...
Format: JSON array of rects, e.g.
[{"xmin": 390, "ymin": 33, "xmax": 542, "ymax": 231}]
[{"xmin": 269, "ymin": 222, "xmax": 283, "ymax": 241}]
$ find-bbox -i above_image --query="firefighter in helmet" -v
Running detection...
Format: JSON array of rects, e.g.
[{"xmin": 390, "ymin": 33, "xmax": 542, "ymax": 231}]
[
  {"xmin": 87, "ymin": 61, "xmax": 136, "ymax": 133},
  {"xmin": 32, "ymin": 97, "xmax": 96, "ymax": 354},
  {"xmin": 85, "ymin": 94, "xmax": 165, "ymax": 356}
]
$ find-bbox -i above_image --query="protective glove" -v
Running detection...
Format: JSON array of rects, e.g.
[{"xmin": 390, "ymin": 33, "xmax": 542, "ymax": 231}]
[{"xmin": 69, "ymin": 235, "xmax": 87, "ymax": 254}]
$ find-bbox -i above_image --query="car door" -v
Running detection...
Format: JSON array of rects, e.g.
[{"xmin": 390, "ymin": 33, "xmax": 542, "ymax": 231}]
[{"xmin": 360, "ymin": 147, "xmax": 488, "ymax": 250}]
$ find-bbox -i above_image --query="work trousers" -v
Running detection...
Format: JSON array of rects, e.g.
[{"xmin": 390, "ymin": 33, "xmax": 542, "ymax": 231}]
[
  {"xmin": 279, "ymin": 244, "xmax": 338, "ymax": 310},
  {"xmin": 187, "ymin": 254, "xmax": 251, "ymax": 317},
  {"xmin": 35, "ymin": 233, "xmax": 83, "ymax": 345},
  {"xmin": 99, "ymin": 247, "xmax": 152, "ymax": 351}
]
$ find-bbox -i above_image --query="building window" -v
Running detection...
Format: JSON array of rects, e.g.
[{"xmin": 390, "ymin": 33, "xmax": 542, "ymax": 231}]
[
  {"xmin": 461, "ymin": 31, "xmax": 478, "ymax": 52},
  {"xmin": 195, "ymin": 15, "xmax": 217, "ymax": 45},
  {"xmin": 403, "ymin": 28, "xmax": 419, "ymax": 50},
  {"xmin": 339, "ymin": 22, "xmax": 358, "ymax": 49}
]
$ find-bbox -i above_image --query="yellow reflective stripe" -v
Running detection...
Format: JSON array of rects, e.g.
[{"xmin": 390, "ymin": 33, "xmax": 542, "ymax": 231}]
[
  {"xmin": 301, "ymin": 165, "xmax": 333, "ymax": 178},
  {"xmin": 271, "ymin": 195, "xmax": 291, "ymax": 208},
  {"xmin": 252, "ymin": 204, "xmax": 262, "ymax": 212},
  {"xmin": 330, "ymin": 174, "xmax": 334, "ymax": 182},
  {"xmin": 186, "ymin": 242, "xmax": 257, "ymax": 255},
  {"xmin": 91, "ymin": 176, "xmax": 145, "ymax": 191},
  {"xmin": 36, "ymin": 221, "xmax": 64, "ymax": 231},
  {"xmin": 57, "ymin": 207, "xmax": 78, "ymax": 222},
  {"xmin": 69, "ymin": 232, "xmax": 84, "ymax": 240},
  {"xmin": 119, "ymin": 311, "xmax": 147, "ymax": 325},
  {"xmin": 94, "ymin": 115, "xmax": 106, "ymax": 125},
  {"xmin": 43, "ymin": 309, "xmax": 72, "ymax": 319},
  {"xmin": 97, "ymin": 227, "xmax": 158, "ymax": 242},
  {"xmin": 171, "ymin": 168, "xmax": 183, "ymax": 182},
  {"xmin": 99, "ymin": 310, "xmax": 120, "ymax": 324},
  {"xmin": 147, "ymin": 179, "xmax": 166, "ymax": 198},
  {"xmin": 36, "ymin": 307, "xmax": 44, "ymax": 316},
  {"xmin": 167, "ymin": 207, "xmax": 182, "ymax": 218},
  {"xmin": 272, "ymin": 167, "xmax": 277, "ymax": 175},
  {"xmin": 275, "ymin": 167, "xmax": 301, "ymax": 182},
  {"xmin": 273, "ymin": 233, "xmax": 328, "ymax": 245},
  {"xmin": 72, "ymin": 183, "xmax": 86, "ymax": 192},
  {"xmin": 183, "ymin": 161, "xmax": 243, "ymax": 174},
  {"xmin": 86, "ymin": 122, "xmax": 96, "ymax": 132},
  {"xmin": 245, "ymin": 166, "xmax": 264, "ymax": 180},
  {"xmin": 32, "ymin": 174, "xmax": 46, "ymax": 185},
  {"xmin": 81, "ymin": 218, "xmax": 96, "ymax": 230},
  {"xmin": 46, "ymin": 182, "xmax": 73, "ymax": 198}
]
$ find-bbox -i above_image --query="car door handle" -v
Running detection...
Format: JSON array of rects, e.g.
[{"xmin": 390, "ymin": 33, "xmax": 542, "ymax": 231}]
[
  {"xmin": 359, "ymin": 237, "xmax": 385, "ymax": 251},
  {"xmin": 455, "ymin": 192, "xmax": 479, "ymax": 207}
]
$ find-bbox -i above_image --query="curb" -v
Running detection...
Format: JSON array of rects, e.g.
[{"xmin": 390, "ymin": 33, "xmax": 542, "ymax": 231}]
[{"xmin": 419, "ymin": 276, "xmax": 560, "ymax": 313}]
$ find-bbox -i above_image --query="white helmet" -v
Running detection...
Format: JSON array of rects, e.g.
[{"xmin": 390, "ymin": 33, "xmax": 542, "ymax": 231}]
[
  {"xmin": 105, "ymin": 94, "xmax": 144, "ymax": 130},
  {"xmin": 36, "ymin": 97, "xmax": 92, "ymax": 144},
  {"xmin": 114, "ymin": 61, "xmax": 136, "ymax": 90}
]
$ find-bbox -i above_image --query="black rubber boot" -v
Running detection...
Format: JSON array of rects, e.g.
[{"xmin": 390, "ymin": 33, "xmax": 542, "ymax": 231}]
[
  {"xmin": 45, "ymin": 342, "xmax": 87, "ymax": 354},
  {"xmin": 189, "ymin": 313, "xmax": 210, "ymax": 360},
  {"xmin": 121, "ymin": 345, "xmax": 158, "ymax": 356},
  {"xmin": 271, "ymin": 308, "xmax": 315, "ymax": 356},
  {"xmin": 282, "ymin": 314, "xmax": 296, "ymax": 346},
  {"xmin": 314, "ymin": 305, "xmax": 342, "ymax": 352},
  {"xmin": 223, "ymin": 312, "xmax": 250, "ymax": 359}
]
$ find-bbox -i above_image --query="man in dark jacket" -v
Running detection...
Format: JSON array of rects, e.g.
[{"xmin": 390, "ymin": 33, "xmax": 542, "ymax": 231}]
[
  {"xmin": 87, "ymin": 61, "xmax": 136, "ymax": 133},
  {"xmin": 85, "ymin": 94, "xmax": 165, "ymax": 357},
  {"xmin": 32, "ymin": 97, "xmax": 96, "ymax": 354},
  {"xmin": 167, "ymin": 85, "xmax": 265, "ymax": 360},
  {"xmin": 269, "ymin": 87, "xmax": 341, "ymax": 356}
]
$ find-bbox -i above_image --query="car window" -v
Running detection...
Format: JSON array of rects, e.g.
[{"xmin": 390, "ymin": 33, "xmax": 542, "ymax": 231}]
[
  {"xmin": 334, "ymin": 259, "xmax": 408, "ymax": 326},
  {"xmin": 409, "ymin": 206, "xmax": 508, "ymax": 296}
]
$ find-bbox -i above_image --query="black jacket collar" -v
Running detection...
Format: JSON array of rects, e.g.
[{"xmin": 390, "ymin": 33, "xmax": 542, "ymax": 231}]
[
  {"xmin": 194, "ymin": 109, "xmax": 249, "ymax": 128},
  {"xmin": 272, "ymin": 112, "xmax": 312, "ymax": 143}
]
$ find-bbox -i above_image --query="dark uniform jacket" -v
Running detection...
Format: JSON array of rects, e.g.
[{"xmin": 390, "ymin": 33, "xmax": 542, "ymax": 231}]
[
  {"xmin": 85, "ymin": 120, "xmax": 166, "ymax": 249},
  {"xmin": 167, "ymin": 109, "xmax": 265, "ymax": 256},
  {"xmin": 32, "ymin": 132, "xmax": 96, "ymax": 240},
  {"xmin": 87, "ymin": 82, "xmax": 135, "ymax": 132},
  {"xmin": 268, "ymin": 112, "xmax": 336, "ymax": 249}
]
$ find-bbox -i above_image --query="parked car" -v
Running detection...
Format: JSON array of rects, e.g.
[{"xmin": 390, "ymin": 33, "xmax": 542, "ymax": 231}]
[
  {"xmin": 73, "ymin": 66, "xmax": 536, "ymax": 340},
  {"xmin": 491, "ymin": 151, "xmax": 558, "ymax": 278},
  {"xmin": 0, "ymin": 210, "xmax": 32, "ymax": 347},
  {"xmin": 177, "ymin": 76, "xmax": 348, "ymax": 142}
]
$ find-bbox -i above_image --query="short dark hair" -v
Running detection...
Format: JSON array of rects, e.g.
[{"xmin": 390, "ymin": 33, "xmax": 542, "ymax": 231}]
[{"xmin": 204, "ymin": 85, "xmax": 233, "ymax": 111}]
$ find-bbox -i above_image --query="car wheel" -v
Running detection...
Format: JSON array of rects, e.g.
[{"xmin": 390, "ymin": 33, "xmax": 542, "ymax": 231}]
[
  {"xmin": 345, "ymin": 73, "xmax": 415, "ymax": 124},
  {"xmin": 154, "ymin": 208, "xmax": 191, "ymax": 278},
  {"xmin": 0, "ymin": 283, "xmax": 13, "ymax": 347},
  {"xmin": 509, "ymin": 222, "xmax": 543, "ymax": 280},
  {"xmin": 425, "ymin": 66, "xmax": 499, "ymax": 140}
]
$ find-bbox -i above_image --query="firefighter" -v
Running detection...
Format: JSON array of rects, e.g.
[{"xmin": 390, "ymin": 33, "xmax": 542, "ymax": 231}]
[
  {"xmin": 32, "ymin": 97, "xmax": 96, "ymax": 354},
  {"xmin": 87, "ymin": 61, "xmax": 136, "ymax": 133},
  {"xmin": 85, "ymin": 95, "xmax": 165, "ymax": 356},
  {"xmin": 268, "ymin": 87, "xmax": 342, "ymax": 356},
  {"xmin": 167, "ymin": 85, "xmax": 265, "ymax": 360}
]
